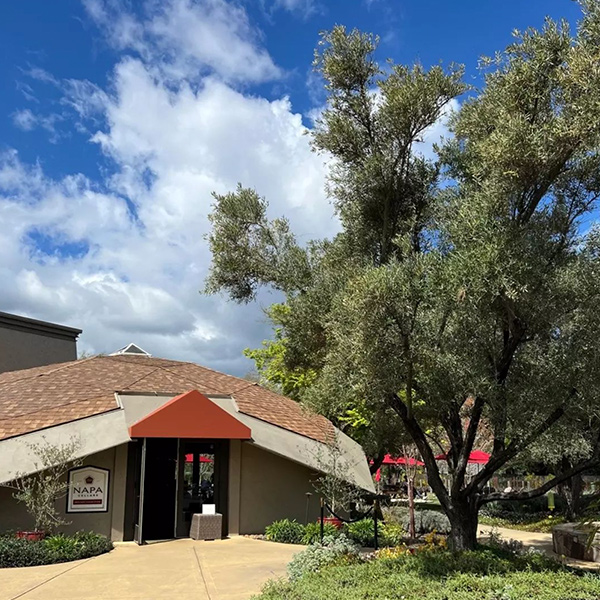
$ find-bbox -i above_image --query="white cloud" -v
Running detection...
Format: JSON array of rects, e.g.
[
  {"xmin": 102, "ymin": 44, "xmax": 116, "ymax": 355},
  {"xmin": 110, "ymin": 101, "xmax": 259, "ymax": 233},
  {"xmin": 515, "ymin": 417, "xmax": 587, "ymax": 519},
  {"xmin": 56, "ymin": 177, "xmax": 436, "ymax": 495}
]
[
  {"xmin": 1, "ymin": 0, "xmax": 335, "ymax": 374},
  {"xmin": 4, "ymin": 0, "xmax": 455, "ymax": 376},
  {"xmin": 83, "ymin": 0, "xmax": 282, "ymax": 84},
  {"xmin": 11, "ymin": 109, "xmax": 62, "ymax": 140},
  {"xmin": 12, "ymin": 109, "xmax": 37, "ymax": 131},
  {"xmin": 262, "ymin": 0, "xmax": 318, "ymax": 19}
]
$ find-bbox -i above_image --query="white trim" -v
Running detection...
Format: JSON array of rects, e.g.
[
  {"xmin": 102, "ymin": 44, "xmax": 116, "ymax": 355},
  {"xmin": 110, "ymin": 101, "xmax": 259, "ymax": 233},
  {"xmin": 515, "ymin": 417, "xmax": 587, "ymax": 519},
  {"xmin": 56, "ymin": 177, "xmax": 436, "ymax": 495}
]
[{"xmin": 0, "ymin": 393, "xmax": 375, "ymax": 494}]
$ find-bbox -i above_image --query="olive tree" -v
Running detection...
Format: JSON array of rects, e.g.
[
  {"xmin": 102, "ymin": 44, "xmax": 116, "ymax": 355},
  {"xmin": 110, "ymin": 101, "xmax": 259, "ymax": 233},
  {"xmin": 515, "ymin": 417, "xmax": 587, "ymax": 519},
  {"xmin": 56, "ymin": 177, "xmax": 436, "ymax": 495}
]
[{"xmin": 206, "ymin": 4, "xmax": 600, "ymax": 550}]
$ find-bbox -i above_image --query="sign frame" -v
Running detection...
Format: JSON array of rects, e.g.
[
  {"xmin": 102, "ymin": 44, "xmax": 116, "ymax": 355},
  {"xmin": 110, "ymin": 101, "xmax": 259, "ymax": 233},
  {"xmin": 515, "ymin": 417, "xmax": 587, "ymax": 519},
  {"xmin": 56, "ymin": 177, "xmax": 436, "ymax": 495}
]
[{"xmin": 66, "ymin": 465, "xmax": 110, "ymax": 514}]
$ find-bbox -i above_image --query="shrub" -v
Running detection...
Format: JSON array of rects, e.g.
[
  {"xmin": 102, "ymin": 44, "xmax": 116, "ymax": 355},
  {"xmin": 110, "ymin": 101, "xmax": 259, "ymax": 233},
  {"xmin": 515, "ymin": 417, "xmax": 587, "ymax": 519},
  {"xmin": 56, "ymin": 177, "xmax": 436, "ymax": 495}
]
[
  {"xmin": 265, "ymin": 519, "xmax": 305, "ymax": 544},
  {"xmin": 287, "ymin": 534, "xmax": 359, "ymax": 581},
  {"xmin": 380, "ymin": 523, "xmax": 405, "ymax": 547},
  {"xmin": 483, "ymin": 495, "xmax": 564, "ymax": 517},
  {"xmin": 6, "ymin": 439, "xmax": 83, "ymax": 534},
  {"xmin": 382, "ymin": 506, "xmax": 409, "ymax": 524},
  {"xmin": 0, "ymin": 532, "xmax": 113, "ymax": 568},
  {"xmin": 44, "ymin": 534, "xmax": 84, "ymax": 560},
  {"xmin": 343, "ymin": 518, "xmax": 375, "ymax": 546},
  {"xmin": 303, "ymin": 522, "xmax": 339, "ymax": 545},
  {"xmin": 401, "ymin": 510, "xmax": 451, "ymax": 535},
  {"xmin": 255, "ymin": 546, "xmax": 583, "ymax": 600}
]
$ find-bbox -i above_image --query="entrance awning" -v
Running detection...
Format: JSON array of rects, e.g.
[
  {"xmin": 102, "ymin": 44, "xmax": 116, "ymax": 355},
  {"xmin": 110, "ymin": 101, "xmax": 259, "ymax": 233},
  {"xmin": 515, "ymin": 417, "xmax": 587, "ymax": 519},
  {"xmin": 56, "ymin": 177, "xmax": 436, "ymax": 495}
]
[{"xmin": 128, "ymin": 390, "xmax": 252, "ymax": 439}]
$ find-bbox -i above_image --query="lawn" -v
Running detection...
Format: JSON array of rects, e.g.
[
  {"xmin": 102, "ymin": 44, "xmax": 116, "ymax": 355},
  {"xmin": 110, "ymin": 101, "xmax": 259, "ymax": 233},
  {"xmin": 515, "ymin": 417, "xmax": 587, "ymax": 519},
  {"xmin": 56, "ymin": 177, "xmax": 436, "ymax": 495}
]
[
  {"xmin": 478, "ymin": 513, "xmax": 567, "ymax": 533},
  {"xmin": 253, "ymin": 546, "xmax": 600, "ymax": 600}
]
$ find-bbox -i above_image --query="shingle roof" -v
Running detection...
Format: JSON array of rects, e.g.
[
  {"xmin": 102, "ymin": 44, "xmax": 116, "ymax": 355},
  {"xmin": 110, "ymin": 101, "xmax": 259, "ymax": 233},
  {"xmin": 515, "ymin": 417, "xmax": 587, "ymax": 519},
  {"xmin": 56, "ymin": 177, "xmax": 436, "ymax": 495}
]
[{"xmin": 0, "ymin": 355, "xmax": 334, "ymax": 443}]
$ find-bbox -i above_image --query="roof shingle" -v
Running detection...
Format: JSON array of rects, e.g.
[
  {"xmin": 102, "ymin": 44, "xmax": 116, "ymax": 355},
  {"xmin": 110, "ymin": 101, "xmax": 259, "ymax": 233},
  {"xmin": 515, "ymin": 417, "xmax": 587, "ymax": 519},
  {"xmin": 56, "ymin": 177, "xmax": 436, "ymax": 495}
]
[{"xmin": 0, "ymin": 355, "xmax": 334, "ymax": 443}]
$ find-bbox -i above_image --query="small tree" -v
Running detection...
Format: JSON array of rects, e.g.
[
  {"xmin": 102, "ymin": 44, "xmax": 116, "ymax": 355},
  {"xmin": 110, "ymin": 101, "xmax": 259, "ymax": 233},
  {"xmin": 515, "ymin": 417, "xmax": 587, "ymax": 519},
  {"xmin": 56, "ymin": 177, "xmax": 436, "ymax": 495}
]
[
  {"xmin": 400, "ymin": 444, "xmax": 422, "ymax": 540},
  {"xmin": 7, "ymin": 438, "xmax": 83, "ymax": 533},
  {"xmin": 312, "ymin": 431, "xmax": 364, "ymax": 515}
]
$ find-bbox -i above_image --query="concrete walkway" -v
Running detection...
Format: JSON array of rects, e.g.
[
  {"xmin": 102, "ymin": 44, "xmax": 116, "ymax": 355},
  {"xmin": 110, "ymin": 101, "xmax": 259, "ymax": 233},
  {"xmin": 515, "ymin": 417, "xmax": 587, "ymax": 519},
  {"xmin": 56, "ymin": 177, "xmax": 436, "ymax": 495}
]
[
  {"xmin": 478, "ymin": 525, "xmax": 600, "ymax": 570},
  {"xmin": 0, "ymin": 537, "xmax": 303, "ymax": 600}
]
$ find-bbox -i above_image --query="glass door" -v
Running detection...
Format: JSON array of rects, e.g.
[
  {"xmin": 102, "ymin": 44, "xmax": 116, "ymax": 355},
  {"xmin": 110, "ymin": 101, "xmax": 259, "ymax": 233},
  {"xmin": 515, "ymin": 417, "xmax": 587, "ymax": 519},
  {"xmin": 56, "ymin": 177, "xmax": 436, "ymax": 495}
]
[{"xmin": 177, "ymin": 441, "xmax": 215, "ymax": 536}]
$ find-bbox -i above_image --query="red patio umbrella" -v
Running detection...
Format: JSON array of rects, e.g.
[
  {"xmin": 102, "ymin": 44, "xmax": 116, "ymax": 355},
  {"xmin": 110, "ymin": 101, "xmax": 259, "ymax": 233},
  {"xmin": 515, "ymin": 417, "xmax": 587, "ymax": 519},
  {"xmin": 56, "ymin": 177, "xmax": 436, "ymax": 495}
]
[
  {"xmin": 434, "ymin": 450, "xmax": 490, "ymax": 464},
  {"xmin": 380, "ymin": 454, "xmax": 424, "ymax": 466},
  {"xmin": 185, "ymin": 454, "xmax": 214, "ymax": 463},
  {"xmin": 395, "ymin": 457, "xmax": 425, "ymax": 467}
]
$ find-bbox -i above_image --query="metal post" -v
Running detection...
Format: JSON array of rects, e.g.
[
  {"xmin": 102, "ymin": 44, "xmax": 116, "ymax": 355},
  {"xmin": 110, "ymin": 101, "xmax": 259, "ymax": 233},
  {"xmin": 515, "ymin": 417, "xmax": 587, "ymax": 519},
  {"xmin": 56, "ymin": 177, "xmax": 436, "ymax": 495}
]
[
  {"xmin": 174, "ymin": 438, "xmax": 181, "ymax": 538},
  {"xmin": 373, "ymin": 499, "xmax": 379, "ymax": 551},
  {"xmin": 305, "ymin": 492, "xmax": 312, "ymax": 524},
  {"xmin": 320, "ymin": 497, "xmax": 325, "ymax": 543},
  {"xmin": 136, "ymin": 438, "xmax": 147, "ymax": 545}
]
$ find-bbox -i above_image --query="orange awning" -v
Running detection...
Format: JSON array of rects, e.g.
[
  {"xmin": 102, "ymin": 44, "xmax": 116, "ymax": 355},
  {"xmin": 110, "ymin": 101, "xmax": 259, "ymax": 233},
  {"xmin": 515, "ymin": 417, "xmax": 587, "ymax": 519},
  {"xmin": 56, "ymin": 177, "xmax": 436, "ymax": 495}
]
[{"xmin": 129, "ymin": 389, "xmax": 252, "ymax": 439}]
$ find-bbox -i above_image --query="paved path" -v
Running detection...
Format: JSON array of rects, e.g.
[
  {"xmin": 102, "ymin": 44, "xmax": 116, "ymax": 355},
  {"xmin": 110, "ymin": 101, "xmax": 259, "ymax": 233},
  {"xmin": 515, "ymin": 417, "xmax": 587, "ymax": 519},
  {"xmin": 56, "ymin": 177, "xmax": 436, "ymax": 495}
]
[
  {"xmin": 478, "ymin": 525, "xmax": 554, "ymax": 552},
  {"xmin": 0, "ymin": 537, "xmax": 302, "ymax": 600},
  {"xmin": 478, "ymin": 525, "xmax": 600, "ymax": 570}
]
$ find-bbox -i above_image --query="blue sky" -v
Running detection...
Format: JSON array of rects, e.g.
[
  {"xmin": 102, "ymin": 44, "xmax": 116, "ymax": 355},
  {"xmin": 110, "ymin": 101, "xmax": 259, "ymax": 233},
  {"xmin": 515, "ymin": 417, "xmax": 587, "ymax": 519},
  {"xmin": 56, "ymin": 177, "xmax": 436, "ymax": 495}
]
[{"xmin": 0, "ymin": 0, "xmax": 584, "ymax": 374}]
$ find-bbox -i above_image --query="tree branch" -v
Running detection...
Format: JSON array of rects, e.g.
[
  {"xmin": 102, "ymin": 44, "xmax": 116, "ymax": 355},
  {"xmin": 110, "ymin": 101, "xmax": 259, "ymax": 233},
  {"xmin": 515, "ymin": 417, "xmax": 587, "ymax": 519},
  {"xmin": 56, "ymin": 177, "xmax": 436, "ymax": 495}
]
[
  {"xmin": 480, "ymin": 454, "xmax": 600, "ymax": 505},
  {"xmin": 390, "ymin": 393, "xmax": 450, "ymax": 511},
  {"xmin": 453, "ymin": 396, "xmax": 485, "ymax": 495},
  {"xmin": 465, "ymin": 404, "xmax": 566, "ymax": 495}
]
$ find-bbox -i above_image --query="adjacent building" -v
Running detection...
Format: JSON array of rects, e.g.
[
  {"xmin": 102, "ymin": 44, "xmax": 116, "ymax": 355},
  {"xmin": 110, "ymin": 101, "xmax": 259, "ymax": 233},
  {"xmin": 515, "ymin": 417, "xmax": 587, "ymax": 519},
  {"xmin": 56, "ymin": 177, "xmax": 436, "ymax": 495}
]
[
  {"xmin": 0, "ymin": 311, "xmax": 81, "ymax": 374},
  {"xmin": 0, "ymin": 321, "xmax": 374, "ymax": 542}
]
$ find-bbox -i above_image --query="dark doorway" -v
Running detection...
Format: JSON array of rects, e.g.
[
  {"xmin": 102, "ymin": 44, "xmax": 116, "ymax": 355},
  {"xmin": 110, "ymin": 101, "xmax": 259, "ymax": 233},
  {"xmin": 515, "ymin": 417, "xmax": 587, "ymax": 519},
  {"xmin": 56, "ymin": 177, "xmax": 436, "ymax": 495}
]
[
  {"xmin": 176, "ymin": 440, "xmax": 229, "ymax": 538},
  {"xmin": 142, "ymin": 438, "xmax": 178, "ymax": 540}
]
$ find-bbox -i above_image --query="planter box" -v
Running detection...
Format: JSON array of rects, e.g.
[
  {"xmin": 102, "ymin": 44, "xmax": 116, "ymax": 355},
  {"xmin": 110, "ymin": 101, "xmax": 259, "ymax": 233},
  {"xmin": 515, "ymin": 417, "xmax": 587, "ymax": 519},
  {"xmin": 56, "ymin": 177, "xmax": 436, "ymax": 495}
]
[
  {"xmin": 320, "ymin": 517, "xmax": 343, "ymax": 530},
  {"xmin": 16, "ymin": 531, "xmax": 45, "ymax": 542},
  {"xmin": 190, "ymin": 513, "xmax": 222, "ymax": 540},
  {"xmin": 552, "ymin": 523, "xmax": 600, "ymax": 563}
]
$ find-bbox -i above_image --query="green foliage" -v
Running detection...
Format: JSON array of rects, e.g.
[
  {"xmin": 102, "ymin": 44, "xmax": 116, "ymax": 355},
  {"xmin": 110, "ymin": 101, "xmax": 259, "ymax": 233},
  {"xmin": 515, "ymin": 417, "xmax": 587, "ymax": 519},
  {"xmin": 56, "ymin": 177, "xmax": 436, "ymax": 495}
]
[
  {"xmin": 303, "ymin": 522, "xmax": 339, "ymax": 545},
  {"xmin": 254, "ymin": 547, "xmax": 594, "ymax": 600},
  {"xmin": 44, "ymin": 534, "xmax": 83, "ymax": 559},
  {"xmin": 0, "ymin": 532, "xmax": 113, "ymax": 568},
  {"xmin": 380, "ymin": 522, "xmax": 405, "ymax": 547},
  {"xmin": 208, "ymin": 4, "xmax": 600, "ymax": 551},
  {"xmin": 265, "ymin": 519, "xmax": 306, "ymax": 544},
  {"xmin": 205, "ymin": 186, "xmax": 314, "ymax": 302},
  {"xmin": 343, "ymin": 519, "xmax": 408, "ymax": 547},
  {"xmin": 401, "ymin": 510, "xmax": 451, "ymax": 535},
  {"xmin": 7, "ymin": 438, "xmax": 83, "ymax": 533},
  {"xmin": 286, "ymin": 534, "xmax": 359, "ymax": 582},
  {"xmin": 479, "ymin": 513, "xmax": 567, "ymax": 533},
  {"xmin": 243, "ymin": 305, "xmax": 317, "ymax": 399},
  {"xmin": 343, "ymin": 519, "xmax": 375, "ymax": 547},
  {"xmin": 484, "ymin": 496, "xmax": 565, "ymax": 516}
]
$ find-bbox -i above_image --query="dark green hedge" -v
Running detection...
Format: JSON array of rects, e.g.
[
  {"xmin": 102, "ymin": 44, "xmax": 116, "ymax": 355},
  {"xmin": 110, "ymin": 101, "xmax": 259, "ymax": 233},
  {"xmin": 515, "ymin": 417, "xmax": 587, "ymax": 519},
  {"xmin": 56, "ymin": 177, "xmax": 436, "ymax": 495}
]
[{"xmin": 0, "ymin": 532, "xmax": 113, "ymax": 568}]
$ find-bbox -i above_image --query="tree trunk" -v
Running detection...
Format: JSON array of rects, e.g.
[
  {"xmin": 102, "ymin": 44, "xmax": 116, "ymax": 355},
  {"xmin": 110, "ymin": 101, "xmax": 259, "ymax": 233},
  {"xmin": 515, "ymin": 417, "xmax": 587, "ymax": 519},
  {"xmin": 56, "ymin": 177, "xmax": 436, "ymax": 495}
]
[
  {"xmin": 561, "ymin": 473, "xmax": 584, "ymax": 520},
  {"xmin": 408, "ymin": 477, "xmax": 416, "ymax": 539},
  {"xmin": 557, "ymin": 458, "xmax": 585, "ymax": 520},
  {"xmin": 447, "ymin": 501, "xmax": 479, "ymax": 551}
]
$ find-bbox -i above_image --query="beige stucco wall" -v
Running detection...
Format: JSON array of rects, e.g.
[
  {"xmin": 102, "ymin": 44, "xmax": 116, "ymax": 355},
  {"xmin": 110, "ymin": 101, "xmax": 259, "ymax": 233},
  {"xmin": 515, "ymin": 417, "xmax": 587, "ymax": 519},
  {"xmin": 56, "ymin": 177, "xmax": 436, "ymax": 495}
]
[
  {"xmin": 0, "ymin": 444, "xmax": 129, "ymax": 540},
  {"xmin": 237, "ymin": 442, "xmax": 322, "ymax": 534}
]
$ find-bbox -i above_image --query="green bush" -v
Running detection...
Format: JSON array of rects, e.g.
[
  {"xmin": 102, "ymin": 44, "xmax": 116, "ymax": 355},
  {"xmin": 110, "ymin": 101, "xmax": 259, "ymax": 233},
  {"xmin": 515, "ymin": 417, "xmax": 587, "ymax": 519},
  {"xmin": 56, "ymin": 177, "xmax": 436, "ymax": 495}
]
[
  {"xmin": 287, "ymin": 534, "xmax": 359, "ymax": 581},
  {"xmin": 303, "ymin": 522, "xmax": 339, "ymax": 545},
  {"xmin": 344, "ymin": 519, "xmax": 407, "ymax": 548},
  {"xmin": 0, "ymin": 532, "xmax": 113, "ymax": 568},
  {"xmin": 483, "ymin": 496, "xmax": 564, "ymax": 516},
  {"xmin": 382, "ymin": 506, "xmax": 409, "ymax": 524},
  {"xmin": 380, "ymin": 522, "xmax": 405, "ymax": 547},
  {"xmin": 402, "ymin": 510, "xmax": 451, "ymax": 535},
  {"xmin": 343, "ymin": 518, "xmax": 375, "ymax": 546},
  {"xmin": 265, "ymin": 519, "xmax": 305, "ymax": 544},
  {"xmin": 254, "ymin": 546, "xmax": 594, "ymax": 600}
]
